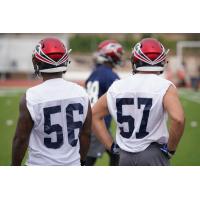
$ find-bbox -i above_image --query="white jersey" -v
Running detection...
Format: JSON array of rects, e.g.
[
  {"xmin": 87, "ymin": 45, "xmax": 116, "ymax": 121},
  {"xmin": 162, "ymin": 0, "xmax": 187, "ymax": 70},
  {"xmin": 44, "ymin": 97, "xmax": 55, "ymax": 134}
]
[
  {"xmin": 26, "ymin": 78, "xmax": 89, "ymax": 166},
  {"xmin": 107, "ymin": 74, "xmax": 174, "ymax": 153}
]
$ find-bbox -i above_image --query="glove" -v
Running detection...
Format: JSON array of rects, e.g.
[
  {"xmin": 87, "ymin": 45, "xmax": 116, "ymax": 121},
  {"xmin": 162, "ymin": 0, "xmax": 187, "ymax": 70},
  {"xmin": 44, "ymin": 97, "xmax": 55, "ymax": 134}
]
[
  {"xmin": 80, "ymin": 160, "xmax": 86, "ymax": 166},
  {"xmin": 110, "ymin": 142, "xmax": 120, "ymax": 155},
  {"xmin": 160, "ymin": 144, "xmax": 175, "ymax": 159}
]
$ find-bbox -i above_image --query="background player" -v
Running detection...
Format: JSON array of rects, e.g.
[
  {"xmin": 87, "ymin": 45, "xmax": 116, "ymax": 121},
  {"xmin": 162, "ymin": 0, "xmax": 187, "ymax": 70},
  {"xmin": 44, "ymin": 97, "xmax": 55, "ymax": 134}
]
[
  {"xmin": 85, "ymin": 40, "xmax": 124, "ymax": 166},
  {"xmin": 12, "ymin": 37, "xmax": 91, "ymax": 166},
  {"xmin": 92, "ymin": 38, "xmax": 185, "ymax": 166}
]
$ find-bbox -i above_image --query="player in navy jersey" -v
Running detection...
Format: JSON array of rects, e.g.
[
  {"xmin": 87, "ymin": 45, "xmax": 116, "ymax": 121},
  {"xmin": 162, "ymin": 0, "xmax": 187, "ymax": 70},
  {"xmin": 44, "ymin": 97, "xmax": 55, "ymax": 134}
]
[{"xmin": 85, "ymin": 40, "xmax": 124, "ymax": 166}]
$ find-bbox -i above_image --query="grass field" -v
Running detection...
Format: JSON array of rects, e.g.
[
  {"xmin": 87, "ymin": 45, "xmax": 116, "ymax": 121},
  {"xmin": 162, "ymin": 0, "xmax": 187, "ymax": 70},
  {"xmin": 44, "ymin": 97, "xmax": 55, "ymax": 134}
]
[{"xmin": 0, "ymin": 88, "xmax": 200, "ymax": 166}]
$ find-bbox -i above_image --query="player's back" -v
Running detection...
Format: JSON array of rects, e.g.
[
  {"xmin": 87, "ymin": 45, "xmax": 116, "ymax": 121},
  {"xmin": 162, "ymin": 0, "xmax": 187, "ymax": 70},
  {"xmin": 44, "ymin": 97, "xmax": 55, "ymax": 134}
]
[
  {"xmin": 86, "ymin": 65, "xmax": 119, "ymax": 101},
  {"xmin": 107, "ymin": 73, "xmax": 174, "ymax": 153},
  {"xmin": 26, "ymin": 78, "xmax": 89, "ymax": 166}
]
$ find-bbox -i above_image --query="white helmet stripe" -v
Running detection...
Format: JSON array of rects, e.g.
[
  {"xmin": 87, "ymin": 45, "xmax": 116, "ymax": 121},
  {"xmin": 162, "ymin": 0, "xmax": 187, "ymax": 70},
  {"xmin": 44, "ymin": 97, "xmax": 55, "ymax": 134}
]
[
  {"xmin": 133, "ymin": 42, "xmax": 169, "ymax": 66},
  {"xmin": 133, "ymin": 43, "xmax": 153, "ymax": 65},
  {"xmin": 134, "ymin": 51, "xmax": 153, "ymax": 65},
  {"xmin": 57, "ymin": 49, "xmax": 71, "ymax": 65},
  {"xmin": 56, "ymin": 53, "xmax": 69, "ymax": 65},
  {"xmin": 153, "ymin": 49, "xmax": 169, "ymax": 63},
  {"xmin": 35, "ymin": 53, "xmax": 56, "ymax": 65},
  {"xmin": 38, "ymin": 45, "xmax": 58, "ymax": 64},
  {"xmin": 34, "ymin": 44, "xmax": 71, "ymax": 66},
  {"xmin": 136, "ymin": 43, "xmax": 153, "ymax": 62}
]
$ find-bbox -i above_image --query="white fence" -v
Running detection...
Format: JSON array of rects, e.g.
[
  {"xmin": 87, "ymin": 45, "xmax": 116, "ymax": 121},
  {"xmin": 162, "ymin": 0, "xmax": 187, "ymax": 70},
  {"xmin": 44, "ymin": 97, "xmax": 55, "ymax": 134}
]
[{"xmin": 0, "ymin": 34, "xmax": 68, "ymax": 73}]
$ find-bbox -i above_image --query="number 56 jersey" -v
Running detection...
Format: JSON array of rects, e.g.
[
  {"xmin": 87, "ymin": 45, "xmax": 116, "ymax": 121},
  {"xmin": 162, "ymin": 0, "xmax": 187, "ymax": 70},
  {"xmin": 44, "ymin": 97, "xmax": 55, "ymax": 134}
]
[
  {"xmin": 107, "ymin": 74, "xmax": 174, "ymax": 153},
  {"xmin": 26, "ymin": 78, "xmax": 89, "ymax": 166}
]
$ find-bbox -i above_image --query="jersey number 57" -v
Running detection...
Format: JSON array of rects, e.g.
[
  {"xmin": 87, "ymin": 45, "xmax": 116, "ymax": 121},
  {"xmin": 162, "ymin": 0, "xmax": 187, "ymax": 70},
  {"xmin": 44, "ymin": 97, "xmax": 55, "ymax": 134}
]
[{"xmin": 116, "ymin": 97, "xmax": 152, "ymax": 139}]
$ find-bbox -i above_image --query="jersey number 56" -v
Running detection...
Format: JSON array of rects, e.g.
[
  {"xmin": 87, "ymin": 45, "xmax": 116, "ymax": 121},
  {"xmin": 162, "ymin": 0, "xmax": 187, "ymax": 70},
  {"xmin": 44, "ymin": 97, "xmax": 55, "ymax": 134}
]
[{"xmin": 43, "ymin": 103, "xmax": 83, "ymax": 149}]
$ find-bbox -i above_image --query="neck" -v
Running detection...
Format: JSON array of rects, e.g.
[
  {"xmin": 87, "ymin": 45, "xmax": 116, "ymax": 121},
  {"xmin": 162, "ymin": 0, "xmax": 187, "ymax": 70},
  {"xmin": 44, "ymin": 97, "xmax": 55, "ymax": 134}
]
[{"xmin": 41, "ymin": 72, "xmax": 63, "ymax": 81}]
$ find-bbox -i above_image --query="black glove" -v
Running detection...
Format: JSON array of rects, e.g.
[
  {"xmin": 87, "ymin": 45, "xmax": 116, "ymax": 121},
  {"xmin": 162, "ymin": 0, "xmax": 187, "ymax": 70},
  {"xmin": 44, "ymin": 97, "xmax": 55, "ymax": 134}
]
[
  {"xmin": 160, "ymin": 144, "xmax": 175, "ymax": 159},
  {"xmin": 110, "ymin": 142, "xmax": 120, "ymax": 155},
  {"xmin": 80, "ymin": 160, "xmax": 86, "ymax": 166}
]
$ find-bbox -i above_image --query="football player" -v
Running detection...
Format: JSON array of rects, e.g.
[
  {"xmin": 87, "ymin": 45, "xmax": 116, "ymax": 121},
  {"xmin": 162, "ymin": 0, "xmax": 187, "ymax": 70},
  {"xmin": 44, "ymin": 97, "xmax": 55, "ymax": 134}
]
[
  {"xmin": 12, "ymin": 37, "xmax": 91, "ymax": 166},
  {"xmin": 85, "ymin": 40, "xmax": 124, "ymax": 166},
  {"xmin": 92, "ymin": 38, "xmax": 185, "ymax": 166}
]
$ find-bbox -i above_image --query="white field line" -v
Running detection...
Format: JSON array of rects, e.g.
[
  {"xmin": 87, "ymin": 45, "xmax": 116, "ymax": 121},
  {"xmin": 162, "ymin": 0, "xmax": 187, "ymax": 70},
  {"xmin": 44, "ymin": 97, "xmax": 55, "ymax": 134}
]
[
  {"xmin": 178, "ymin": 89, "xmax": 200, "ymax": 104},
  {"xmin": 0, "ymin": 88, "xmax": 26, "ymax": 97},
  {"xmin": 1, "ymin": 87, "xmax": 200, "ymax": 105}
]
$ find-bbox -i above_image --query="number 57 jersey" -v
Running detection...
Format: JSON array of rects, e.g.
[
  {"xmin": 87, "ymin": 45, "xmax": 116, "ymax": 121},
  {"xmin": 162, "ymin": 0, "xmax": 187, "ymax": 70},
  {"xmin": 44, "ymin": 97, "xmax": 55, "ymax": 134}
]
[
  {"xmin": 26, "ymin": 78, "xmax": 89, "ymax": 166},
  {"xmin": 107, "ymin": 74, "xmax": 174, "ymax": 153}
]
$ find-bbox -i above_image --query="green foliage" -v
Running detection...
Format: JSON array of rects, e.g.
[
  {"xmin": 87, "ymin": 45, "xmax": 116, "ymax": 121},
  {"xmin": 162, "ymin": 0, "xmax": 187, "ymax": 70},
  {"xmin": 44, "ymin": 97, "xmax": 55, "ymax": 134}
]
[
  {"xmin": 69, "ymin": 34, "xmax": 178, "ymax": 53},
  {"xmin": 154, "ymin": 34, "xmax": 177, "ymax": 52},
  {"xmin": 69, "ymin": 34, "xmax": 138, "ymax": 53},
  {"xmin": 139, "ymin": 34, "xmax": 177, "ymax": 52},
  {"xmin": 69, "ymin": 34, "xmax": 107, "ymax": 53},
  {"xmin": 119, "ymin": 37, "xmax": 137, "ymax": 52}
]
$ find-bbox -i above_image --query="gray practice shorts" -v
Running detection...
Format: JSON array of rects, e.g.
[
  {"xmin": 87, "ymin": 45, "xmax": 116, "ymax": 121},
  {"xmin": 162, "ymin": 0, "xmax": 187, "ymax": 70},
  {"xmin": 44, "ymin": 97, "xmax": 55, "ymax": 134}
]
[
  {"xmin": 119, "ymin": 143, "xmax": 170, "ymax": 166},
  {"xmin": 87, "ymin": 133, "xmax": 112, "ymax": 158}
]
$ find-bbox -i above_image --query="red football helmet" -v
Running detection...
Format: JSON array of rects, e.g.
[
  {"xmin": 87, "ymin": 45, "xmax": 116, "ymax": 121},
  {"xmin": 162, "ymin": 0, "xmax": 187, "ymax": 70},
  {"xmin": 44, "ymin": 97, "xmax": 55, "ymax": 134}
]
[
  {"xmin": 95, "ymin": 40, "xmax": 124, "ymax": 66},
  {"xmin": 131, "ymin": 38, "xmax": 169, "ymax": 72},
  {"xmin": 32, "ymin": 37, "xmax": 71, "ymax": 74}
]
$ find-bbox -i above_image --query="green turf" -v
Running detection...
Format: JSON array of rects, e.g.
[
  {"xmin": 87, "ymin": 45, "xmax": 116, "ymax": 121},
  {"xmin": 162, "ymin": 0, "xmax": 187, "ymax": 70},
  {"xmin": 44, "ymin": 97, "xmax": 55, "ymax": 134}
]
[
  {"xmin": 171, "ymin": 89, "xmax": 200, "ymax": 166},
  {"xmin": 0, "ymin": 90, "xmax": 24, "ymax": 165},
  {"xmin": 0, "ymin": 88, "xmax": 200, "ymax": 166}
]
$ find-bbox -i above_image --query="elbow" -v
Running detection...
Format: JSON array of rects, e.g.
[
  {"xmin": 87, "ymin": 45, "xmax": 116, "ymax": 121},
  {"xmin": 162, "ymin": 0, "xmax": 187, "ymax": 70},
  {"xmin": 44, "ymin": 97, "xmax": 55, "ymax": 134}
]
[
  {"xmin": 92, "ymin": 111, "xmax": 100, "ymax": 124},
  {"xmin": 174, "ymin": 115, "xmax": 185, "ymax": 127},
  {"xmin": 92, "ymin": 109, "xmax": 97, "ymax": 119}
]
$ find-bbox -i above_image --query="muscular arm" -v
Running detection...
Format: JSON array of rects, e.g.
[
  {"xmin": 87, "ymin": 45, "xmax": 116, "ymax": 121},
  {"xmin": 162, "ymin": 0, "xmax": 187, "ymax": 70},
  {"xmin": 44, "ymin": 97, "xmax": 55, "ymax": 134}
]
[
  {"xmin": 92, "ymin": 93, "xmax": 114, "ymax": 151},
  {"xmin": 11, "ymin": 94, "xmax": 33, "ymax": 166},
  {"xmin": 79, "ymin": 102, "xmax": 92, "ymax": 162},
  {"xmin": 163, "ymin": 85, "xmax": 185, "ymax": 152}
]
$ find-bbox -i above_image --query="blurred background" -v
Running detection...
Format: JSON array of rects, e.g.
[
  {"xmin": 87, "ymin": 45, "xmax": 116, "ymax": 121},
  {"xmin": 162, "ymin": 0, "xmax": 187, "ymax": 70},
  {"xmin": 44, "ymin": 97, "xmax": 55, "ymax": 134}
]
[{"xmin": 0, "ymin": 33, "xmax": 200, "ymax": 165}]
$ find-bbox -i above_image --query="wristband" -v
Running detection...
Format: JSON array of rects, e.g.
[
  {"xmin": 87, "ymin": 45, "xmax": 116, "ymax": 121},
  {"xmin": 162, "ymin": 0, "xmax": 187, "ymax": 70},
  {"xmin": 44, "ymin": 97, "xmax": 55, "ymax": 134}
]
[
  {"xmin": 110, "ymin": 142, "xmax": 120, "ymax": 155},
  {"xmin": 160, "ymin": 144, "xmax": 175, "ymax": 159},
  {"xmin": 81, "ymin": 160, "xmax": 86, "ymax": 166}
]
